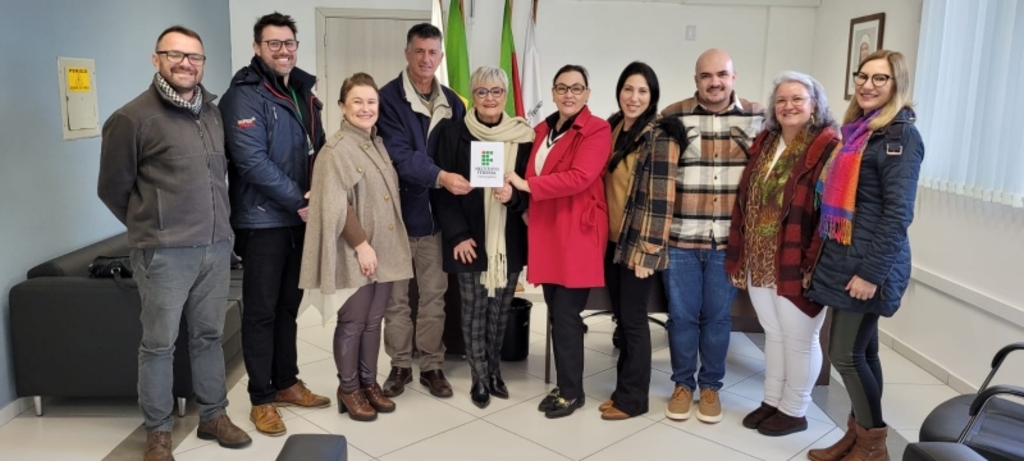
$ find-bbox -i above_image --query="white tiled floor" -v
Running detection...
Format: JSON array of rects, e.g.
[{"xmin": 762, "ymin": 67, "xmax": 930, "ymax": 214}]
[{"xmin": 0, "ymin": 303, "xmax": 961, "ymax": 460}]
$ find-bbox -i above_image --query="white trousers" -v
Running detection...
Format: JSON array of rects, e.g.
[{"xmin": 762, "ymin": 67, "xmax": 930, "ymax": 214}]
[{"xmin": 747, "ymin": 274, "xmax": 826, "ymax": 417}]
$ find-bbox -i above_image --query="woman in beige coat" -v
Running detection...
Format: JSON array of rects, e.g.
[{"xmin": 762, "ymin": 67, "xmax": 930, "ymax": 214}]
[{"xmin": 300, "ymin": 73, "xmax": 413, "ymax": 422}]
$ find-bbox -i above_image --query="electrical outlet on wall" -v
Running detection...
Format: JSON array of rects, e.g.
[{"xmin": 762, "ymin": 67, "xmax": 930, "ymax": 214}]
[{"xmin": 685, "ymin": 25, "xmax": 696, "ymax": 41}]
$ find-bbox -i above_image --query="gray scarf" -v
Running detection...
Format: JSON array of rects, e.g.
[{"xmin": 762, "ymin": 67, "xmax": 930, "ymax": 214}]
[{"xmin": 154, "ymin": 73, "xmax": 203, "ymax": 115}]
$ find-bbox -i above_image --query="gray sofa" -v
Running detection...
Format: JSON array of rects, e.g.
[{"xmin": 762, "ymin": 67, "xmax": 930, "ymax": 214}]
[{"xmin": 8, "ymin": 233, "xmax": 243, "ymax": 416}]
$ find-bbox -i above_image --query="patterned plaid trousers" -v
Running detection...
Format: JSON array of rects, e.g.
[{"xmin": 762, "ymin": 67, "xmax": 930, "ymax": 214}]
[{"xmin": 457, "ymin": 272, "xmax": 520, "ymax": 381}]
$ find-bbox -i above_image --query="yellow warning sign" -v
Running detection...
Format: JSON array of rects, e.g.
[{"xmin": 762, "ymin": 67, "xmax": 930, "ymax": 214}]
[{"xmin": 67, "ymin": 67, "xmax": 91, "ymax": 92}]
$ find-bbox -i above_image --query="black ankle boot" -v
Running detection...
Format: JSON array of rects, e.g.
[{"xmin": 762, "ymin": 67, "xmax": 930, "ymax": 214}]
[
  {"xmin": 489, "ymin": 371, "xmax": 509, "ymax": 399},
  {"xmin": 471, "ymin": 379, "xmax": 490, "ymax": 409}
]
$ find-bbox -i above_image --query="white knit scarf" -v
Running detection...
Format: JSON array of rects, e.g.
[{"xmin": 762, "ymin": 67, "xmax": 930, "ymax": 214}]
[{"xmin": 463, "ymin": 110, "xmax": 535, "ymax": 296}]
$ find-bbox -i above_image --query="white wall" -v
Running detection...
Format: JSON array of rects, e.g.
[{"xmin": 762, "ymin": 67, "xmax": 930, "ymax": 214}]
[
  {"xmin": 229, "ymin": 0, "xmax": 817, "ymax": 118},
  {"xmin": 886, "ymin": 190, "xmax": 1024, "ymax": 392},
  {"xmin": 762, "ymin": 7, "xmax": 818, "ymax": 103},
  {"xmin": 533, "ymin": 1, "xmax": 815, "ymax": 117},
  {"xmin": 811, "ymin": 0, "xmax": 1024, "ymax": 392}
]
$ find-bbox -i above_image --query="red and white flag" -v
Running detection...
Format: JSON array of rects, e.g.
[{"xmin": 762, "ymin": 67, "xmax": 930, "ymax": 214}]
[
  {"xmin": 521, "ymin": 2, "xmax": 543, "ymax": 126},
  {"xmin": 431, "ymin": 0, "xmax": 449, "ymax": 86}
]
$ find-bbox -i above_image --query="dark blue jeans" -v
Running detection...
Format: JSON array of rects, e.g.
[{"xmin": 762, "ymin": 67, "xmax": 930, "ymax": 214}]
[{"xmin": 662, "ymin": 244, "xmax": 737, "ymax": 392}]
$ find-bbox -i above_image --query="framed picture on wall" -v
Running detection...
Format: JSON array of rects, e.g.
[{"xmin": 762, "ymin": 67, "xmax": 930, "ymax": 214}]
[{"xmin": 845, "ymin": 13, "xmax": 886, "ymax": 100}]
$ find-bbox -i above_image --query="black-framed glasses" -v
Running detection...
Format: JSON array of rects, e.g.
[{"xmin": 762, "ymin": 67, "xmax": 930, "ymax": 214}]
[
  {"xmin": 554, "ymin": 84, "xmax": 587, "ymax": 95},
  {"xmin": 472, "ymin": 87, "xmax": 506, "ymax": 99},
  {"xmin": 853, "ymin": 72, "xmax": 892, "ymax": 86},
  {"xmin": 261, "ymin": 40, "xmax": 299, "ymax": 52},
  {"xmin": 156, "ymin": 50, "xmax": 207, "ymax": 65}
]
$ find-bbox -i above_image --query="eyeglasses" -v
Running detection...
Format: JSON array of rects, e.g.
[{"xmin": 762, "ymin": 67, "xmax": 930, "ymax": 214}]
[
  {"xmin": 156, "ymin": 50, "xmax": 207, "ymax": 65},
  {"xmin": 472, "ymin": 87, "xmax": 506, "ymax": 99},
  {"xmin": 775, "ymin": 96, "xmax": 809, "ymax": 107},
  {"xmin": 261, "ymin": 40, "xmax": 299, "ymax": 52},
  {"xmin": 853, "ymin": 72, "xmax": 893, "ymax": 86},
  {"xmin": 554, "ymin": 84, "xmax": 587, "ymax": 95}
]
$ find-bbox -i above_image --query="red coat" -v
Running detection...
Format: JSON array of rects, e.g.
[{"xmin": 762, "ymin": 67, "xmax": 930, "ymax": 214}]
[{"xmin": 525, "ymin": 107, "xmax": 612, "ymax": 288}]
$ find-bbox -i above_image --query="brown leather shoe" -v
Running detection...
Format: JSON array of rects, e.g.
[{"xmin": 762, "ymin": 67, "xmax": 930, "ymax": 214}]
[
  {"xmin": 337, "ymin": 387, "xmax": 377, "ymax": 422},
  {"xmin": 809, "ymin": 414, "xmax": 857, "ymax": 461},
  {"xmin": 382, "ymin": 367, "xmax": 413, "ymax": 397},
  {"xmin": 274, "ymin": 380, "xmax": 330, "ymax": 408},
  {"xmin": 599, "ymin": 399, "xmax": 614, "ymax": 412},
  {"xmin": 196, "ymin": 413, "xmax": 252, "ymax": 449},
  {"xmin": 363, "ymin": 382, "xmax": 396, "ymax": 413},
  {"xmin": 742, "ymin": 402, "xmax": 778, "ymax": 429},
  {"xmin": 250, "ymin": 403, "xmax": 286, "ymax": 437},
  {"xmin": 601, "ymin": 406, "xmax": 631, "ymax": 421},
  {"xmin": 144, "ymin": 431, "xmax": 174, "ymax": 461},
  {"xmin": 419, "ymin": 369, "xmax": 453, "ymax": 398}
]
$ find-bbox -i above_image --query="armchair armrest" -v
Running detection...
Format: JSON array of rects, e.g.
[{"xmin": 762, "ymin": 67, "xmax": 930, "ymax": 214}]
[
  {"xmin": 979, "ymin": 342, "xmax": 1024, "ymax": 391},
  {"xmin": 958, "ymin": 384, "xmax": 1024, "ymax": 443}
]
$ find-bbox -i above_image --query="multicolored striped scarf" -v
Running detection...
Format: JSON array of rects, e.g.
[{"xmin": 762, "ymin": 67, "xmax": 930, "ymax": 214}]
[{"xmin": 816, "ymin": 110, "xmax": 879, "ymax": 244}]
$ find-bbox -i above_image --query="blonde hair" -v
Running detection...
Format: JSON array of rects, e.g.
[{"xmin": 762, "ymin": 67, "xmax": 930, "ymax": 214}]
[{"xmin": 843, "ymin": 50, "xmax": 913, "ymax": 131}]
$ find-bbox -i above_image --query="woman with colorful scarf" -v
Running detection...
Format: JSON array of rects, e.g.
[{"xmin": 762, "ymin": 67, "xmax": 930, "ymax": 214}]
[
  {"xmin": 432, "ymin": 66, "xmax": 535, "ymax": 410},
  {"xmin": 724, "ymin": 71, "xmax": 839, "ymax": 437},
  {"xmin": 805, "ymin": 50, "xmax": 925, "ymax": 461}
]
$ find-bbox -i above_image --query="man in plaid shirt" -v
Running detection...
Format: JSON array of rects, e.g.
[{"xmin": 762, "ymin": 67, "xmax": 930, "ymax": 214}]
[{"xmin": 659, "ymin": 48, "xmax": 765, "ymax": 424}]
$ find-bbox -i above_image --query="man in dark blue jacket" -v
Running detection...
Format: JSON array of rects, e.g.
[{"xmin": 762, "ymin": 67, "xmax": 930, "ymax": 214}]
[
  {"xmin": 220, "ymin": 12, "xmax": 330, "ymax": 437},
  {"xmin": 377, "ymin": 23, "xmax": 469, "ymax": 399}
]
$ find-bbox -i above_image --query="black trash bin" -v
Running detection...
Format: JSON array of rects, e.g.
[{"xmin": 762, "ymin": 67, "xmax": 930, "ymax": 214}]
[{"xmin": 501, "ymin": 297, "xmax": 532, "ymax": 361}]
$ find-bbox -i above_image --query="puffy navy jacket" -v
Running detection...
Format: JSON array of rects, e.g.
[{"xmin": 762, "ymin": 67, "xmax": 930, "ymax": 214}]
[
  {"xmin": 806, "ymin": 108, "xmax": 924, "ymax": 317},
  {"xmin": 220, "ymin": 57, "xmax": 326, "ymax": 229},
  {"xmin": 377, "ymin": 72, "xmax": 466, "ymax": 237}
]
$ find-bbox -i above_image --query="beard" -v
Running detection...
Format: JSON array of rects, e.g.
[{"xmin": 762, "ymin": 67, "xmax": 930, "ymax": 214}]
[
  {"xmin": 160, "ymin": 65, "xmax": 199, "ymax": 95},
  {"xmin": 698, "ymin": 86, "xmax": 729, "ymax": 106},
  {"xmin": 263, "ymin": 52, "xmax": 294, "ymax": 77}
]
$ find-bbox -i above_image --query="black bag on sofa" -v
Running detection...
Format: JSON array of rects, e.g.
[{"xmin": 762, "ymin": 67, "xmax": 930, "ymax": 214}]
[{"xmin": 88, "ymin": 255, "xmax": 132, "ymax": 278}]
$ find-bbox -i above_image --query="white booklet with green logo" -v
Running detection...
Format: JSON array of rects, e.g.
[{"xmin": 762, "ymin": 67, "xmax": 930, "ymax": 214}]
[{"xmin": 469, "ymin": 141, "xmax": 505, "ymax": 188}]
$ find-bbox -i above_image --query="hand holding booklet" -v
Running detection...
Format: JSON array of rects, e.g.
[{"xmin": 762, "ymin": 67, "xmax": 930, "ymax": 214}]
[{"xmin": 469, "ymin": 141, "xmax": 505, "ymax": 188}]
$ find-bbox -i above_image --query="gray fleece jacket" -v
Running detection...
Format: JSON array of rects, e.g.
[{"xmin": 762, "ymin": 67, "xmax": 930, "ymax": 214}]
[{"xmin": 98, "ymin": 82, "xmax": 233, "ymax": 248}]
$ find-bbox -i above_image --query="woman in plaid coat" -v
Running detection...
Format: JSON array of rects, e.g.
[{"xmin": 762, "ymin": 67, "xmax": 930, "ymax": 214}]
[
  {"xmin": 724, "ymin": 71, "xmax": 839, "ymax": 436},
  {"xmin": 599, "ymin": 62, "xmax": 684, "ymax": 421}
]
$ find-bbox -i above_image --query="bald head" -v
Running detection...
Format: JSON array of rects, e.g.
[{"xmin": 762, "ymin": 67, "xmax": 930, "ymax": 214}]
[
  {"xmin": 695, "ymin": 48, "xmax": 733, "ymax": 75},
  {"xmin": 694, "ymin": 48, "xmax": 736, "ymax": 113}
]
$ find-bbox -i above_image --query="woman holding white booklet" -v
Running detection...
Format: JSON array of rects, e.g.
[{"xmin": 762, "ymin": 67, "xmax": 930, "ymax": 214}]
[{"xmin": 431, "ymin": 65, "xmax": 535, "ymax": 409}]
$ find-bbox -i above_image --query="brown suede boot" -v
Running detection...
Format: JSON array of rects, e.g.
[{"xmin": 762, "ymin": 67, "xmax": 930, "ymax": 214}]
[
  {"xmin": 144, "ymin": 431, "xmax": 174, "ymax": 461},
  {"xmin": 808, "ymin": 414, "xmax": 857, "ymax": 461},
  {"xmin": 337, "ymin": 387, "xmax": 377, "ymax": 422},
  {"xmin": 196, "ymin": 413, "xmax": 252, "ymax": 449},
  {"xmin": 363, "ymin": 382, "xmax": 396, "ymax": 413},
  {"xmin": 839, "ymin": 424, "xmax": 889, "ymax": 461}
]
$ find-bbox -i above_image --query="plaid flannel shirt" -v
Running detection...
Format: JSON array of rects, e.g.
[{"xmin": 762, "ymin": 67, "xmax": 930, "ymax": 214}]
[{"xmin": 660, "ymin": 94, "xmax": 765, "ymax": 249}]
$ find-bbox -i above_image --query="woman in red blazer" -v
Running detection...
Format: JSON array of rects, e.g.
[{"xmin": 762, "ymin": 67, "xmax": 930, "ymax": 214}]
[{"xmin": 507, "ymin": 64, "xmax": 612, "ymax": 418}]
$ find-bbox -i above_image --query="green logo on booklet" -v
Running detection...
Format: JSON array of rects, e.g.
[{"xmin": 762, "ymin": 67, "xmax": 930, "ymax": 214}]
[{"xmin": 481, "ymin": 150, "xmax": 494, "ymax": 166}]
